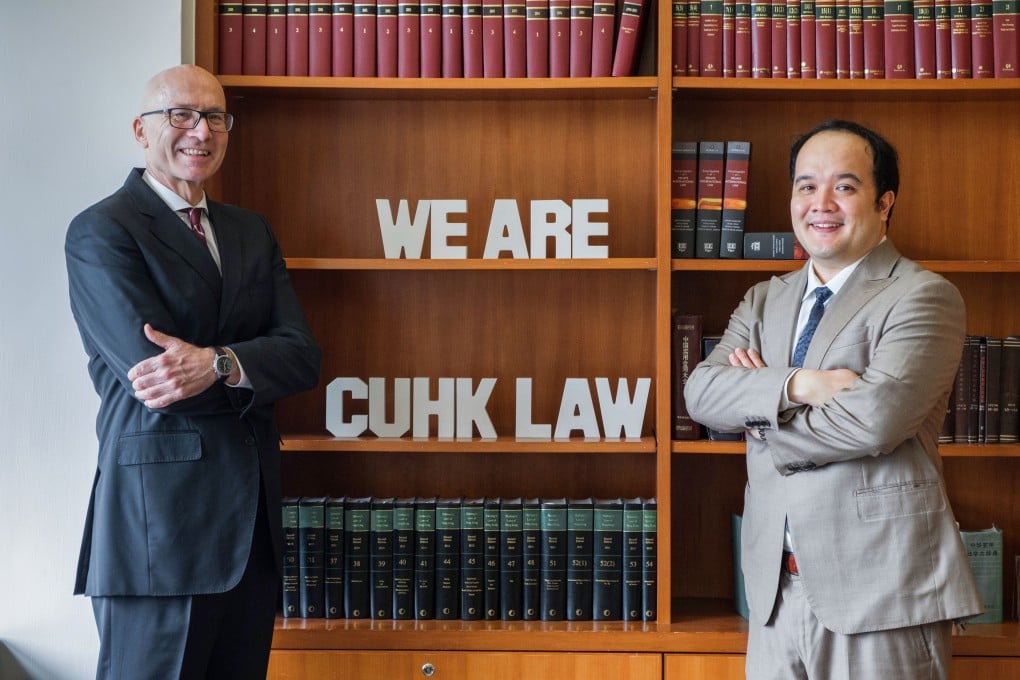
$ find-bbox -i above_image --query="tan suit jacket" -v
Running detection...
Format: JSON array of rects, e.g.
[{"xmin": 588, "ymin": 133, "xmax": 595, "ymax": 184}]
[{"xmin": 684, "ymin": 239, "xmax": 983, "ymax": 634}]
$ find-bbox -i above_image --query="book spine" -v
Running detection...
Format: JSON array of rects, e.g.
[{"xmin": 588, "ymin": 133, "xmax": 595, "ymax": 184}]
[
  {"xmin": 735, "ymin": 0, "xmax": 753, "ymax": 76},
  {"xmin": 539, "ymin": 498, "xmax": 568, "ymax": 621},
  {"xmin": 972, "ymin": 0, "xmax": 996, "ymax": 76},
  {"xmin": 219, "ymin": 1, "xmax": 245, "ymax": 75},
  {"xmin": 772, "ymin": 0, "xmax": 789, "ymax": 76},
  {"xmin": 863, "ymin": 0, "xmax": 886, "ymax": 74},
  {"xmin": 743, "ymin": 232, "xmax": 802, "ymax": 258},
  {"xmin": 370, "ymin": 497, "xmax": 394, "ymax": 619},
  {"xmin": 849, "ymin": 0, "xmax": 865, "ymax": 75},
  {"xmin": 414, "ymin": 497, "xmax": 437, "ymax": 619},
  {"xmin": 961, "ymin": 527, "xmax": 1004, "ymax": 623},
  {"xmin": 435, "ymin": 498, "xmax": 462, "ymax": 619},
  {"xmin": 398, "ymin": 0, "xmax": 422, "ymax": 76},
  {"xmin": 985, "ymin": 337, "xmax": 1003, "ymax": 443},
  {"xmin": 244, "ymin": 0, "xmax": 269, "ymax": 75},
  {"xmin": 816, "ymin": 0, "xmax": 838, "ymax": 76},
  {"xmin": 374, "ymin": 0, "xmax": 397, "ymax": 76},
  {"xmin": 592, "ymin": 498, "xmax": 623, "ymax": 620},
  {"xmin": 464, "ymin": 0, "xmax": 485, "ymax": 76},
  {"xmin": 333, "ymin": 0, "xmax": 356, "ymax": 75},
  {"xmin": 719, "ymin": 141, "xmax": 752, "ymax": 259},
  {"xmin": 354, "ymin": 0, "xmax": 378, "ymax": 75},
  {"xmin": 968, "ymin": 335, "xmax": 981, "ymax": 442},
  {"xmin": 392, "ymin": 498, "xmax": 416, "ymax": 619},
  {"xmin": 504, "ymin": 0, "xmax": 528, "ymax": 76},
  {"xmin": 641, "ymin": 498, "xmax": 657, "ymax": 622},
  {"xmin": 801, "ymin": 0, "xmax": 818, "ymax": 75},
  {"xmin": 281, "ymin": 497, "xmax": 301, "ymax": 617},
  {"xmin": 688, "ymin": 0, "xmax": 703, "ymax": 74},
  {"xmin": 267, "ymin": 2, "xmax": 288, "ymax": 75},
  {"xmin": 460, "ymin": 498, "xmax": 486, "ymax": 620},
  {"xmin": 550, "ymin": 0, "xmax": 572, "ymax": 76},
  {"xmin": 566, "ymin": 498, "xmax": 594, "ymax": 620},
  {"xmin": 702, "ymin": 0, "xmax": 726, "ymax": 75},
  {"xmin": 723, "ymin": 0, "xmax": 737, "ymax": 76},
  {"xmin": 622, "ymin": 498, "xmax": 644, "ymax": 621},
  {"xmin": 612, "ymin": 0, "xmax": 649, "ymax": 75},
  {"xmin": 953, "ymin": 338, "xmax": 972, "ymax": 443},
  {"xmin": 934, "ymin": 0, "xmax": 952, "ymax": 75},
  {"xmin": 694, "ymin": 141, "xmax": 725, "ymax": 258},
  {"xmin": 885, "ymin": 0, "xmax": 915, "ymax": 77},
  {"xmin": 483, "ymin": 498, "xmax": 501, "ymax": 620},
  {"xmin": 787, "ymin": 0, "xmax": 802, "ymax": 75},
  {"xmin": 750, "ymin": 0, "xmax": 772, "ymax": 76},
  {"xmin": 527, "ymin": 0, "xmax": 551, "ymax": 76},
  {"xmin": 522, "ymin": 498, "xmax": 542, "ymax": 619},
  {"xmin": 671, "ymin": 141, "xmax": 699, "ymax": 258},
  {"xmin": 672, "ymin": 314, "xmax": 704, "ymax": 440},
  {"xmin": 950, "ymin": 0, "xmax": 972, "ymax": 76},
  {"xmin": 287, "ymin": 1, "xmax": 310, "ymax": 75},
  {"xmin": 914, "ymin": 0, "xmax": 936, "ymax": 75},
  {"xmin": 591, "ymin": 0, "xmax": 616, "ymax": 75},
  {"xmin": 999, "ymin": 337, "xmax": 1020, "ymax": 442},
  {"xmin": 500, "ymin": 498, "xmax": 524, "ymax": 620},
  {"xmin": 299, "ymin": 496, "xmax": 327, "ymax": 617},
  {"xmin": 442, "ymin": 0, "xmax": 465, "ymax": 76},
  {"xmin": 324, "ymin": 497, "xmax": 345, "ymax": 618},
  {"xmin": 674, "ymin": 0, "xmax": 689, "ymax": 74},
  {"xmin": 836, "ymin": 0, "xmax": 850, "ymax": 76},
  {"xmin": 570, "ymin": 0, "xmax": 595, "ymax": 76},
  {"xmin": 421, "ymin": 0, "xmax": 443, "ymax": 76},
  {"xmin": 344, "ymin": 497, "xmax": 372, "ymax": 618},
  {"xmin": 993, "ymin": 0, "xmax": 1019, "ymax": 77},
  {"xmin": 483, "ymin": 0, "xmax": 505, "ymax": 76},
  {"xmin": 310, "ymin": 2, "xmax": 334, "ymax": 74}
]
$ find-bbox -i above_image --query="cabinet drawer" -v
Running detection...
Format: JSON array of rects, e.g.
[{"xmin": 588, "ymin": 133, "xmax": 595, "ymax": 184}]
[
  {"xmin": 665, "ymin": 653, "xmax": 745, "ymax": 680},
  {"xmin": 269, "ymin": 650, "xmax": 662, "ymax": 680},
  {"xmin": 950, "ymin": 657, "xmax": 1020, "ymax": 679}
]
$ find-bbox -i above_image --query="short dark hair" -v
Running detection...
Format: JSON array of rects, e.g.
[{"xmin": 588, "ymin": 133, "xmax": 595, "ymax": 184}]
[{"xmin": 789, "ymin": 119, "xmax": 899, "ymax": 224}]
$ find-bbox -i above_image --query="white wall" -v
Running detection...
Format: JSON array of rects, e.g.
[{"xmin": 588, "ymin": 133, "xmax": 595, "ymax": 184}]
[{"xmin": 0, "ymin": 3, "xmax": 184, "ymax": 677}]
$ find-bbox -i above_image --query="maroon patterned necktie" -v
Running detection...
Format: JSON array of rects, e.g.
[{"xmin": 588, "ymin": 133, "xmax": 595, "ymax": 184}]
[{"xmin": 181, "ymin": 207, "xmax": 208, "ymax": 246}]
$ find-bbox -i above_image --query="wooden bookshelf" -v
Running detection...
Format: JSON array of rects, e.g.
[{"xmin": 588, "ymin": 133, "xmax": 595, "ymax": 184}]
[{"xmin": 195, "ymin": 1, "xmax": 1020, "ymax": 677}]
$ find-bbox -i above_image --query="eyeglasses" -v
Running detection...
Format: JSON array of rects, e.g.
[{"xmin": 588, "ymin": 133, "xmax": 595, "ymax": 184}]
[{"xmin": 139, "ymin": 107, "xmax": 234, "ymax": 132}]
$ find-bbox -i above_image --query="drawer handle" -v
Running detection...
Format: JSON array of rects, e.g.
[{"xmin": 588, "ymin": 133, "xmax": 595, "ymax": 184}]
[{"xmin": 421, "ymin": 662, "xmax": 436, "ymax": 677}]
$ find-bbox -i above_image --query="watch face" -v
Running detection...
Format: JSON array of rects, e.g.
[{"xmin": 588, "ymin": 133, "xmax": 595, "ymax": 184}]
[{"xmin": 215, "ymin": 354, "xmax": 233, "ymax": 376}]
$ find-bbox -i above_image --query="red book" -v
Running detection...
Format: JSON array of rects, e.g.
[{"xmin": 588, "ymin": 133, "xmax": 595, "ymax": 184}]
[
  {"xmin": 835, "ymin": 0, "xmax": 849, "ymax": 76},
  {"xmin": 750, "ymin": 0, "xmax": 771, "ymax": 76},
  {"xmin": 464, "ymin": 0, "xmax": 484, "ymax": 76},
  {"xmin": 801, "ymin": 0, "xmax": 817, "ymax": 76},
  {"xmin": 787, "ymin": 0, "xmax": 802, "ymax": 76},
  {"xmin": 421, "ymin": 0, "xmax": 443, "ymax": 76},
  {"xmin": 548, "ymin": 0, "xmax": 570, "ymax": 76},
  {"xmin": 482, "ymin": 0, "xmax": 504, "ymax": 76},
  {"xmin": 354, "ymin": 0, "xmax": 377, "ymax": 76},
  {"xmin": 688, "ymin": 0, "xmax": 702, "ymax": 74},
  {"xmin": 972, "ymin": 0, "xmax": 995, "ymax": 77},
  {"xmin": 862, "ymin": 0, "xmax": 885, "ymax": 75},
  {"xmin": 993, "ymin": 0, "xmax": 1019, "ymax": 77},
  {"xmin": 569, "ymin": 0, "xmax": 593, "ymax": 76},
  {"xmin": 333, "ymin": 0, "xmax": 355, "ymax": 76},
  {"xmin": 243, "ymin": 0, "xmax": 268, "ymax": 75},
  {"xmin": 771, "ymin": 0, "xmax": 788, "ymax": 77},
  {"xmin": 612, "ymin": 0, "xmax": 649, "ymax": 75},
  {"xmin": 723, "ymin": 0, "xmax": 737, "ymax": 76},
  {"xmin": 673, "ymin": 0, "xmax": 689, "ymax": 74},
  {"xmin": 702, "ymin": 0, "xmax": 725, "ymax": 75},
  {"xmin": 934, "ymin": 0, "xmax": 951, "ymax": 75},
  {"xmin": 950, "ymin": 0, "xmax": 972, "ymax": 76},
  {"xmin": 884, "ymin": 0, "xmax": 914, "ymax": 77},
  {"xmin": 287, "ymin": 1, "xmax": 309, "ymax": 76},
  {"xmin": 310, "ymin": 3, "xmax": 334, "ymax": 75},
  {"xmin": 442, "ymin": 0, "xmax": 464, "ymax": 76},
  {"xmin": 219, "ymin": 2, "xmax": 244, "ymax": 75},
  {"xmin": 377, "ymin": 0, "xmax": 398, "ymax": 76},
  {"xmin": 398, "ymin": 0, "xmax": 422, "ymax": 76},
  {"xmin": 671, "ymin": 315, "xmax": 703, "ymax": 439},
  {"xmin": 526, "ymin": 0, "xmax": 550, "ymax": 76},
  {"xmin": 504, "ymin": 0, "xmax": 527, "ymax": 76},
  {"xmin": 591, "ymin": 0, "xmax": 616, "ymax": 75},
  {"xmin": 736, "ymin": 0, "xmax": 753, "ymax": 76},
  {"xmin": 913, "ymin": 0, "xmax": 935, "ymax": 76},
  {"xmin": 267, "ymin": 2, "xmax": 287, "ymax": 75},
  {"xmin": 815, "ymin": 0, "xmax": 837, "ymax": 77},
  {"xmin": 849, "ymin": 0, "xmax": 865, "ymax": 76}
]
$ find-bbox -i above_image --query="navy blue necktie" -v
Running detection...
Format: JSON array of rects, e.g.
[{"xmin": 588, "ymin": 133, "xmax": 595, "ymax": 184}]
[{"xmin": 792, "ymin": 286, "xmax": 832, "ymax": 367}]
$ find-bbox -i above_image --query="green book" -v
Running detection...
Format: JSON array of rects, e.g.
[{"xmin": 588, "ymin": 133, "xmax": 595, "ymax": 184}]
[
  {"xmin": 392, "ymin": 497, "xmax": 416, "ymax": 620},
  {"xmin": 961, "ymin": 526, "xmax": 1003, "ymax": 623},
  {"xmin": 641, "ymin": 497, "xmax": 657, "ymax": 622},
  {"xmin": 414, "ymin": 497, "xmax": 437, "ymax": 619},
  {"xmin": 435, "ymin": 497, "xmax": 462, "ymax": 619},
  {"xmin": 592, "ymin": 497, "xmax": 623, "ymax": 620},
  {"xmin": 566, "ymin": 497, "xmax": 594, "ymax": 621},
  {"xmin": 298, "ymin": 496, "xmax": 327, "ymax": 618},
  {"xmin": 460, "ymin": 498, "xmax": 485, "ymax": 620},
  {"xmin": 499, "ymin": 497, "xmax": 524, "ymax": 620},
  {"xmin": 324, "ymin": 496, "xmax": 345, "ymax": 618},
  {"xmin": 343, "ymin": 497, "xmax": 372, "ymax": 619},
  {"xmin": 281, "ymin": 497, "xmax": 301, "ymax": 618},
  {"xmin": 622, "ymin": 497, "xmax": 644, "ymax": 621},
  {"xmin": 540, "ymin": 498, "xmax": 568, "ymax": 621}
]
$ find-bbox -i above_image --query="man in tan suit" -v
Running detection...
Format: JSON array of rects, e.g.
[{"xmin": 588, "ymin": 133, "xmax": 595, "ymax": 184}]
[{"xmin": 684, "ymin": 119, "xmax": 982, "ymax": 679}]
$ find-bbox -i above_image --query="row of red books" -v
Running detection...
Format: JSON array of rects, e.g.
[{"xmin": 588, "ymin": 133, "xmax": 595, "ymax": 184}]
[
  {"xmin": 218, "ymin": 0, "xmax": 651, "ymax": 78},
  {"xmin": 672, "ymin": 0, "xmax": 1019, "ymax": 78}
]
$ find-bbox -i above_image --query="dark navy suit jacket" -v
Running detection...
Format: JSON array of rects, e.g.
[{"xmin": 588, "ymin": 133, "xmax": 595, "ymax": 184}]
[{"xmin": 66, "ymin": 168, "xmax": 321, "ymax": 597}]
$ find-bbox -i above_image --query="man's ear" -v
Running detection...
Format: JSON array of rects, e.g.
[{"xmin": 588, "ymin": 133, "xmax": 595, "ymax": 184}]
[
  {"xmin": 132, "ymin": 118, "xmax": 148, "ymax": 148},
  {"xmin": 878, "ymin": 190, "xmax": 895, "ymax": 221}
]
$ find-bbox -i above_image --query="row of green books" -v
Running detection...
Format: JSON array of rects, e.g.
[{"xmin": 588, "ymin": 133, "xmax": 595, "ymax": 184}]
[{"xmin": 282, "ymin": 496, "xmax": 657, "ymax": 621}]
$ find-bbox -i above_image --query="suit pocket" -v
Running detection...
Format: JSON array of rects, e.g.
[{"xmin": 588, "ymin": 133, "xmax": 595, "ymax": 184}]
[
  {"xmin": 855, "ymin": 479, "xmax": 946, "ymax": 521},
  {"xmin": 116, "ymin": 431, "xmax": 202, "ymax": 465}
]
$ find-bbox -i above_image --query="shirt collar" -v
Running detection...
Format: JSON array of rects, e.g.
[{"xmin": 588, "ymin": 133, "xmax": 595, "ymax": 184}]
[
  {"xmin": 142, "ymin": 170, "xmax": 209, "ymax": 214},
  {"xmin": 803, "ymin": 236, "xmax": 886, "ymax": 303}
]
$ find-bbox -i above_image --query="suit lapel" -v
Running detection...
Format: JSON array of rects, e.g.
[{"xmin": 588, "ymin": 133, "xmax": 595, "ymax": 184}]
[
  {"xmin": 207, "ymin": 201, "xmax": 244, "ymax": 334},
  {"xmin": 763, "ymin": 267, "xmax": 808, "ymax": 368}
]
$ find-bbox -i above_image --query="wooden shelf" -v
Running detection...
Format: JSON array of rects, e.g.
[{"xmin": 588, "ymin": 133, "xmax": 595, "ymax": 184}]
[
  {"xmin": 282, "ymin": 434, "xmax": 657, "ymax": 453},
  {"xmin": 672, "ymin": 260, "xmax": 1020, "ymax": 274},
  {"xmin": 287, "ymin": 258, "xmax": 658, "ymax": 271},
  {"xmin": 673, "ymin": 77, "xmax": 1020, "ymax": 102},
  {"xmin": 672, "ymin": 441, "xmax": 1020, "ymax": 458}
]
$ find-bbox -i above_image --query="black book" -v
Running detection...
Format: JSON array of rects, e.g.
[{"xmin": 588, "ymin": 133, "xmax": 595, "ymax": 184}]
[
  {"xmin": 592, "ymin": 497, "xmax": 623, "ymax": 620},
  {"xmin": 521, "ymin": 498, "xmax": 542, "ymax": 620},
  {"xmin": 281, "ymin": 496, "xmax": 301, "ymax": 618},
  {"xmin": 539, "ymin": 498, "xmax": 568, "ymax": 621},
  {"xmin": 483, "ymin": 497, "xmax": 501, "ymax": 620},
  {"xmin": 392, "ymin": 497, "xmax": 416, "ymax": 620},
  {"xmin": 499, "ymin": 497, "xmax": 524, "ymax": 620},
  {"xmin": 641, "ymin": 497, "xmax": 658, "ymax": 622},
  {"xmin": 694, "ymin": 141, "xmax": 725, "ymax": 258},
  {"xmin": 622, "ymin": 497, "xmax": 644, "ymax": 621},
  {"xmin": 985, "ymin": 337, "xmax": 1003, "ymax": 443},
  {"xmin": 969, "ymin": 335, "xmax": 982, "ymax": 443},
  {"xmin": 1000, "ymin": 336, "xmax": 1020, "ymax": 443},
  {"xmin": 324, "ymin": 496, "xmax": 345, "ymax": 618},
  {"xmin": 343, "ymin": 496, "xmax": 372, "ymax": 619},
  {"xmin": 953, "ymin": 338, "xmax": 973, "ymax": 444},
  {"xmin": 370, "ymin": 497, "xmax": 395, "ymax": 619},
  {"xmin": 460, "ymin": 497, "xmax": 485, "ymax": 620},
  {"xmin": 298, "ymin": 496, "xmax": 327, "ymax": 618},
  {"xmin": 566, "ymin": 497, "xmax": 594, "ymax": 621},
  {"xmin": 434, "ymin": 497, "xmax": 461, "ymax": 619},
  {"xmin": 413, "ymin": 497, "xmax": 437, "ymax": 619}
]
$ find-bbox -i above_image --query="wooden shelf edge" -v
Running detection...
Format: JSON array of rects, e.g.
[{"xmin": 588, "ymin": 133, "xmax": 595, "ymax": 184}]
[
  {"xmin": 286, "ymin": 257, "xmax": 658, "ymax": 271},
  {"xmin": 671, "ymin": 441, "xmax": 1020, "ymax": 458},
  {"xmin": 282, "ymin": 434, "xmax": 657, "ymax": 453},
  {"xmin": 672, "ymin": 259, "xmax": 1020, "ymax": 273},
  {"xmin": 672, "ymin": 77, "xmax": 1020, "ymax": 101}
]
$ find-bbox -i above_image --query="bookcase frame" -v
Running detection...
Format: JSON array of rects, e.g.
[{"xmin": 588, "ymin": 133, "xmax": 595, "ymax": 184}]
[{"xmin": 195, "ymin": 1, "xmax": 1020, "ymax": 677}]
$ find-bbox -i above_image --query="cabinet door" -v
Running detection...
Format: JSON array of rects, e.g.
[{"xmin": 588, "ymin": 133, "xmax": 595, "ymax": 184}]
[
  {"xmin": 269, "ymin": 650, "xmax": 662, "ymax": 680},
  {"xmin": 664, "ymin": 654, "xmax": 745, "ymax": 680},
  {"xmin": 950, "ymin": 657, "xmax": 1020, "ymax": 679}
]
